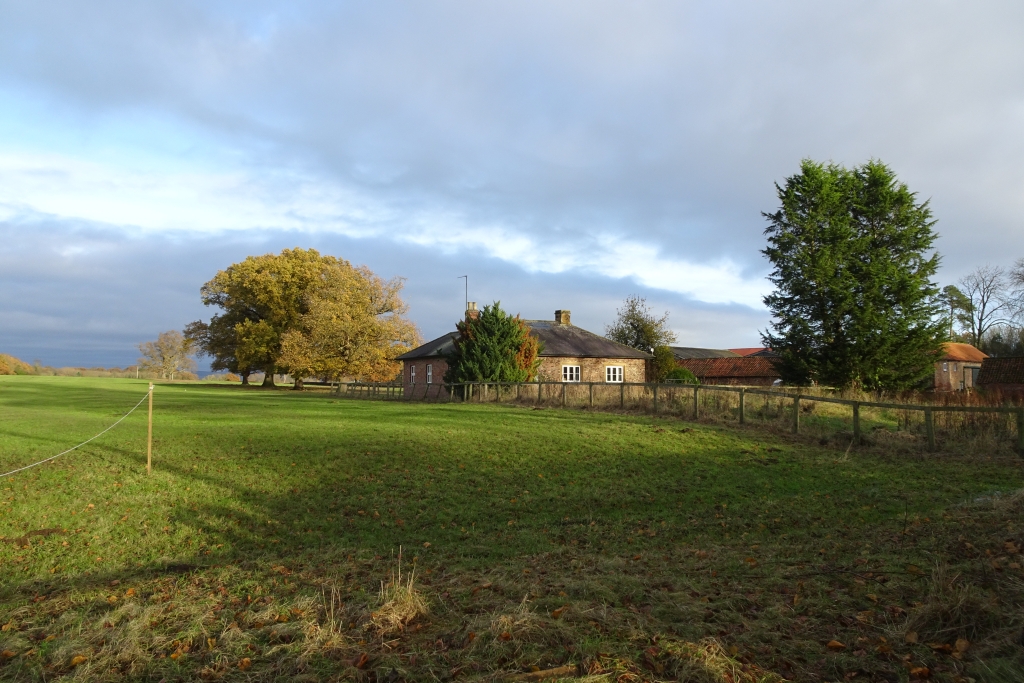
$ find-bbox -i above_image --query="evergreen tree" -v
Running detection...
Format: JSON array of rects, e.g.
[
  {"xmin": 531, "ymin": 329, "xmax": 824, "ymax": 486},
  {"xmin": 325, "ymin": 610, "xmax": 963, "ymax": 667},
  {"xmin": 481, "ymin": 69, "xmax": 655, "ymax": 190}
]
[
  {"xmin": 443, "ymin": 302, "xmax": 540, "ymax": 383},
  {"xmin": 762, "ymin": 160, "xmax": 944, "ymax": 390}
]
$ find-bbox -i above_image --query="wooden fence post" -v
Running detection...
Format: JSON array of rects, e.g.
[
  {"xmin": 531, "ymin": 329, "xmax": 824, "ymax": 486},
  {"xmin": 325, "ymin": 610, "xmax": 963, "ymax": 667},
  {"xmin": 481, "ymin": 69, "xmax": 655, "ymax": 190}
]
[
  {"xmin": 1017, "ymin": 408, "xmax": 1024, "ymax": 455},
  {"xmin": 537, "ymin": 382, "xmax": 542, "ymax": 405},
  {"xmin": 653, "ymin": 384, "xmax": 659, "ymax": 413},
  {"xmin": 620, "ymin": 382, "xmax": 625, "ymax": 408},
  {"xmin": 852, "ymin": 402, "xmax": 861, "ymax": 442},
  {"xmin": 925, "ymin": 408, "xmax": 935, "ymax": 451},
  {"xmin": 739, "ymin": 388, "xmax": 745, "ymax": 424},
  {"xmin": 693, "ymin": 385, "xmax": 699, "ymax": 420},
  {"xmin": 148, "ymin": 385, "xmax": 153, "ymax": 475},
  {"xmin": 516, "ymin": 383, "xmax": 521, "ymax": 401},
  {"xmin": 589, "ymin": 382, "xmax": 594, "ymax": 408},
  {"xmin": 792, "ymin": 395, "xmax": 800, "ymax": 434},
  {"xmin": 562, "ymin": 382, "xmax": 567, "ymax": 407}
]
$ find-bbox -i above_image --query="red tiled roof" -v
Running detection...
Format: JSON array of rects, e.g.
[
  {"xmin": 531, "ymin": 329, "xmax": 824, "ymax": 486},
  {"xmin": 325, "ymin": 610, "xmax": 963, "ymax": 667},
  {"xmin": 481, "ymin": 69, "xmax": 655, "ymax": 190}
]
[
  {"xmin": 677, "ymin": 356, "xmax": 780, "ymax": 379},
  {"xmin": 977, "ymin": 357, "xmax": 1024, "ymax": 386},
  {"xmin": 939, "ymin": 342, "xmax": 987, "ymax": 362}
]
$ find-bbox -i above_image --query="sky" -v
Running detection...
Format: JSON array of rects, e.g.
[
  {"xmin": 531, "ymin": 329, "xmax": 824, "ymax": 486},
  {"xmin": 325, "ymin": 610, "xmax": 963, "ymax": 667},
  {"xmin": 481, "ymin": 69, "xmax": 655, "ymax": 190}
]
[{"xmin": 2, "ymin": 1, "xmax": 1024, "ymax": 370}]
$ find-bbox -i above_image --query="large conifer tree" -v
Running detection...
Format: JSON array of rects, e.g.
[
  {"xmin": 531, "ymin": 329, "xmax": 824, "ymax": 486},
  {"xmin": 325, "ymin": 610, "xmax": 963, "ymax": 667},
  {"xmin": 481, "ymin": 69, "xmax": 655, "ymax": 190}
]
[
  {"xmin": 443, "ymin": 302, "xmax": 540, "ymax": 383},
  {"xmin": 762, "ymin": 160, "xmax": 944, "ymax": 390}
]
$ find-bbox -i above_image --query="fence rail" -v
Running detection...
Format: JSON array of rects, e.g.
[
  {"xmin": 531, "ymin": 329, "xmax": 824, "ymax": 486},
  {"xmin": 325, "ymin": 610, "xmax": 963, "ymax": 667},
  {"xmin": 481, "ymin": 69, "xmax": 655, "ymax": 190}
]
[{"xmin": 337, "ymin": 380, "xmax": 1024, "ymax": 454}]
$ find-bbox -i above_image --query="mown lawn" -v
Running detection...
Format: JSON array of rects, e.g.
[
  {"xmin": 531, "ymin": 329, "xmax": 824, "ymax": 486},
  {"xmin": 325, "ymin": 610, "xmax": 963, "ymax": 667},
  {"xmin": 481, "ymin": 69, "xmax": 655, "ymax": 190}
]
[{"xmin": 1, "ymin": 376, "xmax": 1023, "ymax": 682}]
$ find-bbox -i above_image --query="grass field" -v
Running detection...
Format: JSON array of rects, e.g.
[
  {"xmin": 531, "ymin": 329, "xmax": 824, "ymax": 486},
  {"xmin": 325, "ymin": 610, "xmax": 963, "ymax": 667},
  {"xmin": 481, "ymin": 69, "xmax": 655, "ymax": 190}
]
[{"xmin": 1, "ymin": 376, "xmax": 1023, "ymax": 682}]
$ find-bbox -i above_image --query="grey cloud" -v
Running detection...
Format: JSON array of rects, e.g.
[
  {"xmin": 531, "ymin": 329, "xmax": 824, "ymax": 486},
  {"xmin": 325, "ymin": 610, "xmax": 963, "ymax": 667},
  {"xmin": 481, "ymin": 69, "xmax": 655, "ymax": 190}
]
[
  {"xmin": 0, "ymin": 216, "xmax": 768, "ymax": 368},
  {"xmin": 1, "ymin": 1, "xmax": 1023, "ymax": 275}
]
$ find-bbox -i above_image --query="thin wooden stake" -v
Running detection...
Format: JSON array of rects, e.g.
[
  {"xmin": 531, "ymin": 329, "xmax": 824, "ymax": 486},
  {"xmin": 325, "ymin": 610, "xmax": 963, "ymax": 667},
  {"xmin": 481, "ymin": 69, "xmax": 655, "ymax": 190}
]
[
  {"xmin": 792, "ymin": 395, "xmax": 800, "ymax": 434},
  {"xmin": 1017, "ymin": 408, "xmax": 1024, "ymax": 456},
  {"xmin": 852, "ymin": 402, "xmax": 861, "ymax": 443},
  {"xmin": 925, "ymin": 408, "xmax": 935, "ymax": 451},
  {"xmin": 739, "ymin": 388, "xmax": 745, "ymax": 424},
  {"xmin": 147, "ymin": 383, "xmax": 153, "ymax": 475}
]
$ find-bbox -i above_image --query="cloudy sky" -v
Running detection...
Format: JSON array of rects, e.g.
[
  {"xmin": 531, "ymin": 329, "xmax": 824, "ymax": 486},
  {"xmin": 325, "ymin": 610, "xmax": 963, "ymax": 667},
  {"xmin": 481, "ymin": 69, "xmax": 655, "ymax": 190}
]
[{"xmin": 2, "ymin": 1, "xmax": 1023, "ymax": 369}]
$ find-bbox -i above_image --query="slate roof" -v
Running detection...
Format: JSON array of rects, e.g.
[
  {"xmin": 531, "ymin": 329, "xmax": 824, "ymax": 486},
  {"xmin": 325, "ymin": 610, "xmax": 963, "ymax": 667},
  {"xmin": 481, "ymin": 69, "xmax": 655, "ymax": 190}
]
[
  {"xmin": 395, "ymin": 332, "xmax": 459, "ymax": 360},
  {"xmin": 729, "ymin": 347, "xmax": 777, "ymax": 357},
  {"xmin": 396, "ymin": 322, "xmax": 651, "ymax": 361},
  {"xmin": 939, "ymin": 342, "xmax": 987, "ymax": 363},
  {"xmin": 670, "ymin": 347, "xmax": 740, "ymax": 359},
  {"xmin": 976, "ymin": 357, "xmax": 1024, "ymax": 386},
  {"xmin": 677, "ymin": 356, "xmax": 781, "ymax": 379}
]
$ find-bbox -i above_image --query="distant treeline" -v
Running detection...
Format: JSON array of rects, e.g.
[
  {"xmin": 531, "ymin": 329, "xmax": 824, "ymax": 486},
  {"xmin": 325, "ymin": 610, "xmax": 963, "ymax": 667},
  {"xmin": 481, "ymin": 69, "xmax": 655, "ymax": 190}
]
[{"xmin": 0, "ymin": 353, "xmax": 197, "ymax": 379}]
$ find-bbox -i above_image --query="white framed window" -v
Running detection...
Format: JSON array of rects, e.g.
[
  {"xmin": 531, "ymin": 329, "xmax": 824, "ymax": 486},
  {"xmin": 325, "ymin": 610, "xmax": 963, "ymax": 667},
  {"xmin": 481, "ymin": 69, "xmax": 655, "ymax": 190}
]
[
  {"xmin": 942, "ymin": 362, "xmax": 948, "ymax": 372},
  {"xmin": 410, "ymin": 365, "xmax": 416, "ymax": 384},
  {"xmin": 426, "ymin": 364, "xmax": 433, "ymax": 384},
  {"xmin": 562, "ymin": 365, "xmax": 580, "ymax": 382},
  {"xmin": 606, "ymin": 366, "xmax": 624, "ymax": 383}
]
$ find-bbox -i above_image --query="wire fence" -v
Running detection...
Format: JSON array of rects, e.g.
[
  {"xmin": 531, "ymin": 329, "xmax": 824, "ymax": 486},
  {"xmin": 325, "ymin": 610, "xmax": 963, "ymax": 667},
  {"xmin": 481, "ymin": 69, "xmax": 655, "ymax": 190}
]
[
  {"xmin": 0, "ymin": 386, "xmax": 153, "ymax": 479},
  {"xmin": 339, "ymin": 380, "xmax": 1024, "ymax": 455}
]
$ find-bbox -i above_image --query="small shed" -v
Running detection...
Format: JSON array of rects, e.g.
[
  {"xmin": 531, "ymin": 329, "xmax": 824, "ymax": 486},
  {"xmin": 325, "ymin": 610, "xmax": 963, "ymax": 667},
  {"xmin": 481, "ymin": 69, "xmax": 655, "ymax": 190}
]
[
  {"xmin": 976, "ymin": 356, "xmax": 1024, "ymax": 395},
  {"xmin": 934, "ymin": 343, "xmax": 987, "ymax": 392}
]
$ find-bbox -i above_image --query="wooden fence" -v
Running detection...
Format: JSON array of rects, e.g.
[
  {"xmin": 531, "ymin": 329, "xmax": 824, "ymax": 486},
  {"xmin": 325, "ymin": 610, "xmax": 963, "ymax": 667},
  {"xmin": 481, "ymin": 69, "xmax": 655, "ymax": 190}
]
[{"xmin": 338, "ymin": 381, "xmax": 1024, "ymax": 454}]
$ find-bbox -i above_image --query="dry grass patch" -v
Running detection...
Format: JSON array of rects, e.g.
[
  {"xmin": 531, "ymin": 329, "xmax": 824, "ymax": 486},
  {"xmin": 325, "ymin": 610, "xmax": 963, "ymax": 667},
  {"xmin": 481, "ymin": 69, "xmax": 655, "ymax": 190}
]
[{"xmin": 368, "ymin": 553, "xmax": 427, "ymax": 636}]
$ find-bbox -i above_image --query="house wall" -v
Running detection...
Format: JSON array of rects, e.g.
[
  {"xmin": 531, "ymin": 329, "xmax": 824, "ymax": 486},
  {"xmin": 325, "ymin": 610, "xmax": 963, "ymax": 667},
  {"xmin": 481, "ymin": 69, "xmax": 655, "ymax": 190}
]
[
  {"xmin": 933, "ymin": 361, "xmax": 982, "ymax": 392},
  {"xmin": 402, "ymin": 358, "xmax": 450, "ymax": 399},
  {"xmin": 536, "ymin": 357, "xmax": 647, "ymax": 383}
]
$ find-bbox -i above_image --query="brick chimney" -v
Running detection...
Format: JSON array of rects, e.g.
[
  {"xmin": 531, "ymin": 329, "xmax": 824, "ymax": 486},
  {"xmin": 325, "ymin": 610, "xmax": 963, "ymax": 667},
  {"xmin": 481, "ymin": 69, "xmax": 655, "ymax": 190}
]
[
  {"xmin": 466, "ymin": 301, "xmax": 479, "ymax": 321},
  {"xmin": 554, "ymin": 309, "xmax": 571, "ymax": 325}
]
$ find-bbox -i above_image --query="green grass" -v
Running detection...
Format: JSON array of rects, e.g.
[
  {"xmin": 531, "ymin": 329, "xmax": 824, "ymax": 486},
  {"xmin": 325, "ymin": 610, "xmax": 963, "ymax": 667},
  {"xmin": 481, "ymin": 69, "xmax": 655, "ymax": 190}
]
[{"xmin": 1, "ymin": 376, "xmax": 1023, "ymax": 682}]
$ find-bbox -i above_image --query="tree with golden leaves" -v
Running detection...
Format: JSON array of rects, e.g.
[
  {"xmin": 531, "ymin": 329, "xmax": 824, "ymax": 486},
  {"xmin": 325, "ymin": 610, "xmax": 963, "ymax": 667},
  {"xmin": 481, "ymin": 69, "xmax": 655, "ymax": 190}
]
[
  {"xmin": 188, "ymin": 248, "xmax": 417, "ymax": 387},
  {"xmin": 278, "ymin": 262, "xmax": 420, "ymax": 386}
]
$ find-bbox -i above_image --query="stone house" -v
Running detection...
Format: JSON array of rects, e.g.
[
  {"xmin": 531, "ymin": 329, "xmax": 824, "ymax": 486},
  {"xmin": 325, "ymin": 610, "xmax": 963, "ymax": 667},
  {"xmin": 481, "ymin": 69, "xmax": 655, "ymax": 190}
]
[
  {"xmin": 396, "ymin": 305, "xmax": 651, "ymax": 398},
  {"xmin": 933, "ymin": 342, "xmax": 987, "ymax": 392}
]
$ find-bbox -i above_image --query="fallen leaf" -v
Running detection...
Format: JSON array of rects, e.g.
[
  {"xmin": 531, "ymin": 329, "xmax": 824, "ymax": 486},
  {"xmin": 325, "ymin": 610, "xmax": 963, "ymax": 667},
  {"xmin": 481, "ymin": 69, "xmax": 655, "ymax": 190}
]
[
  {"xmin": 500, "ymin": 631, "xmax": 512, "ymax": 641},
  {"xmin": 909, "ymin": 666, "xmax": 930, "ymax": 679},
  {"xmin": 955, "ymin": 638, "xmax": 969, "ymax": 653},
  {"xmin": 1, "ymin": 651, "xmax": 15, "ymax": 659},
  {"xmin": 827, "ymin": 640, "xmax": 846, "ymax": 651},
  {"xmin": 866, "ymin": 594, "xmax": 878, "ymax": 602},
  {"xmin": 905, "ymin": 631, "xmax": 919, "ymax": 644},
  {"xmin": 353, "ymin": 652, "xmax": 369, "ymax": 669},
  {"xmin": 423, "ymin": 542, "xmax": 431, "ymax": 548},
  {"xmin": 70, "ymin": 655, "xmax": 87, "ymax": 666},
  {"xmin": 207, "ymin": 638, "xmax": 216, "ymax": 650},
  {"xmin": 238, "ymin": 657, "xmax": 251, "ymax": 671},
  {"xmin": 928, "ymin": 642, "xmax": 952, "ymax": 653},
  {"xmin": 125, "ymin": 588, "xmax": 136, "ymax": 597},
  {"xmin": 551, "ymin": 605, "xmax": 569, "ymax": 619}
]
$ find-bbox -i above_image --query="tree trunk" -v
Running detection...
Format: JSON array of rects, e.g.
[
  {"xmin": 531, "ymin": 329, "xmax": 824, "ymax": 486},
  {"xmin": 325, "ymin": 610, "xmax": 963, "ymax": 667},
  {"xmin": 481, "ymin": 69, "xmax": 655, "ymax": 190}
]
[
  {"xmin": 262, "ymin": 371, "xmax": 276, "ymax": 388},
  {"xmin": 241, "ymin": 371, "xmax": 250, "ymax": 385},
  {"xmin": 293, "ymin": 378, "xmax": 304, "ymax": 390}
]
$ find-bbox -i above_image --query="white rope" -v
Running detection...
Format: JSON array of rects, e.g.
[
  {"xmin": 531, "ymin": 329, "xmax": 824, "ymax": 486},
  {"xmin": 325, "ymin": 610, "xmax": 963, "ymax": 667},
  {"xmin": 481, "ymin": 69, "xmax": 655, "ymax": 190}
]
[{"xmin": 0, "ymin": 387, "xmax": 152, "ymax": 479}]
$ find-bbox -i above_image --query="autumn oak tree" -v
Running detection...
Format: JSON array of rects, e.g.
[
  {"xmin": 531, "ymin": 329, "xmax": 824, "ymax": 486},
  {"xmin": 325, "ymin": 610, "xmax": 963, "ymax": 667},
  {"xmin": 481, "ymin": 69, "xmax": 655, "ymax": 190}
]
[
  {"xmin": 277, "ymin": 262, "xmax": 419, "ymax": 385},
  {"xmin": 188, "ymin": 248, "xmax": 418, "ymax": 387}
]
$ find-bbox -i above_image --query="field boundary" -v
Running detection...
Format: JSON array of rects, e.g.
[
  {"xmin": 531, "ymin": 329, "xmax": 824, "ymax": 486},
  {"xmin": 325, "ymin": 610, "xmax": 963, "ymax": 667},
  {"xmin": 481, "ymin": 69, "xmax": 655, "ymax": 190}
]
[
  {"xmin": 339, "ymin": 380, "xmax": 1024, "ymax": 454},
  {"xmin": 0, "ymin": 385, "xmax": 152, "ymax": 479}
]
